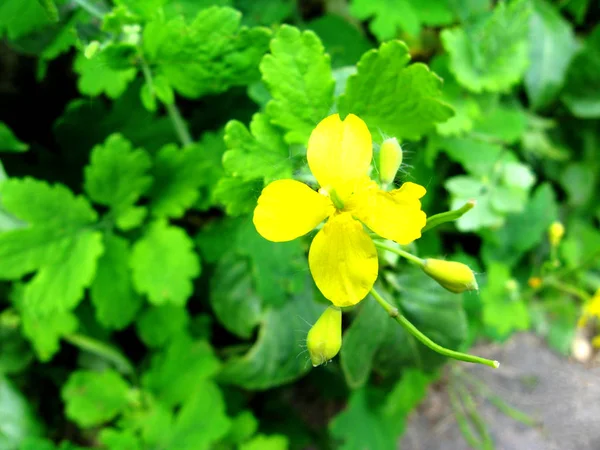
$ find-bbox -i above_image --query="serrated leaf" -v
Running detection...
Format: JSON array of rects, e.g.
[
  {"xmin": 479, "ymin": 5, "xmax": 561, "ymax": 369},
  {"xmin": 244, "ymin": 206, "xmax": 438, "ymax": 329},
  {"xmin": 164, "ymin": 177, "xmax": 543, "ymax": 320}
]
[
  {"xmin": 84, "ymin": 133, "xmax": 152, "ymax": 230},
  {"xmin": 525, "ymin": 0, "xmax": 578, "ymax": 109},
  {"xmin": 0, "ymin": 179, "xmax": 103, "ymax": 312},
  {"xmin": 222, "ymin": 113, "xmax": 293, "ymax": 183},
  {"xmin": 143, "ymin": 6, "xmax": 271, "ymax": 98},
  {"xmin": 561, "ymin": 25, "xmax": 600, "ymax": 118},
  {"xmin": 62, "ymin": 369, "xmax": 131, "ymax": 428},
  {"xmin": 338, "ymin": 40, "xmax": 453, "ymax": 141},
  {"xmin": 142, "ymin": 335, "xmax": 220, "ymax": 407},
  {"xmin": 441, "ymin": 0, "xmax": 531, "ymax": 93},
  {"xmin": 130, "ymin": 221, "xmax": 200, "ymax": 306},
  {"xmin": 213, "ymin": 177, "xmax": 262, "ymax": 216},
  {"xmin": 0, "ymin": 122, "xmax": 28, "ymax": 152},
  {"xmin": 349, "ymin": 0, "xmax": 421, "ymax": 40},
  {"xmin": 136, "ymin": 304, "xmax": 189, "ymax": 348},
  {"xmin": 90, "ymin": 234, "xmax": 142, "ymax": 330},
  {"xmin": 74, "ymin": 52, "xmax": 137, "ymax": 99},
  {"xmin": 260, "ymin": 25, "xmax": 334, "ymax": 145},
  {"xmin": 149, "ymin": 143, "xmax": 212, "ymax": 218}
]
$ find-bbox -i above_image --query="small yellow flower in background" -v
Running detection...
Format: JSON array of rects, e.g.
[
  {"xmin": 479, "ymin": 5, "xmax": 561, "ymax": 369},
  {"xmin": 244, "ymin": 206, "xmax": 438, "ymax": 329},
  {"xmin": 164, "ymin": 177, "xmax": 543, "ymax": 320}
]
[
  {"xmin": 577, "ymin": 288, "xmax": 600, "ymax": 328},
  {"xmin": 422, "ymin": 259, "xmax": 478, "ymax": 293},
  {"xmin": 253, "ymin": 113, "xmax": 427, "ymax": 306},
  {"xmin": 528, "ymin": 277, "xmax": 542, "ymax": 289},
  {"xmin": 307, "ymin": 306, "xmax": 342, "ymax": 366},
  {"xmin": 548, "ymin": 221, "xmax": 565, "ymax": 247}
]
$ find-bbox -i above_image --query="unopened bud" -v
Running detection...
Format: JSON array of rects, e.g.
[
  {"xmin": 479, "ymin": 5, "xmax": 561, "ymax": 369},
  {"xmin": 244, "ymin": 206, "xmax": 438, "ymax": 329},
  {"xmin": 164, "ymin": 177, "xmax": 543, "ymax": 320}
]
[
  {"xmin": 548, "ymin": 221, "xmax": 565, "ymax": 247},
  {"xmin": 422, "ymin": 259, "xmax": 478, "ymax": 294},
  {"xmin": 307, "ymin": 306, "xmax": 342, "ymax": 367},
  {"xmin": 84, "ymin": 41, "xmax": 100, "ymax": 59},
  {"xmin": 379, "ymin": 137, "xmax": 403, "ymax": 185},
  {"xmin": 528, "ymin": 277, "xmax": 542, "ymax": 289}
]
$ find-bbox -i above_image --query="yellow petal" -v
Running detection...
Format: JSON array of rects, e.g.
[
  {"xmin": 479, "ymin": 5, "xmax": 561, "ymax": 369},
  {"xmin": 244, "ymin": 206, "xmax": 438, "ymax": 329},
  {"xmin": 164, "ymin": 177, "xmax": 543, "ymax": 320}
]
[
  {"xmin": 307, "ymin": 114, "xmax": 372, "ymax": 198},
  {"xmin": 308, "ymin": 212, "xmax": 378, "ymax": 307},
  {"xmin": 347, "ymin": 181, "xmax": 427, "ymax": 245},
  {"xmin": 253, "ymin": 179, "xmax": 334, "ymax": 242}
]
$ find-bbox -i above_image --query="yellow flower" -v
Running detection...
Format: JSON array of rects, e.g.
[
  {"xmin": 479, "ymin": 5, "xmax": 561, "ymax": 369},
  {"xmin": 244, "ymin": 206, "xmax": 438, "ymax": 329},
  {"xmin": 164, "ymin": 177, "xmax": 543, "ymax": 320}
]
[
  {"xmin": 548, "ymin": 221, "xmax": 565, "ymax": 247},
  {"xmin": 578, "ymin": 288, "xmax": 600, "ymax": 328},
  {"xmin": 253, "ymin": 113, "xmax": 427, "ymax": 306}
]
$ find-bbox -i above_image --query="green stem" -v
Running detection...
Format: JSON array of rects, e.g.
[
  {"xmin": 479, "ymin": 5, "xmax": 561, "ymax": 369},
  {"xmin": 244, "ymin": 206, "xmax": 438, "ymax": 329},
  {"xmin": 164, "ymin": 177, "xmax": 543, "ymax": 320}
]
[
  {"xmin": 370, "ymin": 288, "xmax": 499, "ymax": 369},
  {"xmin": 423, "ymin": 200, "xmax": 476, "ymax": 232},
  {"xmin": 545, "ymin": 279, "xmax": 591, "ymax": 303},
  {"xmin": 72, "ymin": 0, "xmax": 105, "ymax": 19},
  {"xmin": 64, "ymin": 333, "xmax": 136, "ymax": 379},
  {"xmin": 453, "ymin": 380, "xmax": 494, "ymax": 450},
  {"xmin": 373, "ymin": 242, "xmax": 425, "ymax": 267}
]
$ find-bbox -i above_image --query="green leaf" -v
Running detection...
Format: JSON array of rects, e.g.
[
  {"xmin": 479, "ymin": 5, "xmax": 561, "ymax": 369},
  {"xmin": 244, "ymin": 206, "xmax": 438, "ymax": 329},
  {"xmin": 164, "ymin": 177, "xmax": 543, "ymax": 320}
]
[
  {"xmin": 222, "ymin": 113, "xmax": 293, "ymax": 183},
  {"xmin": 472, "ymin": 104, "xmax": 527, "ymax": 144},
  {"xmin": 0, "ymin": 0, "xmax": 54, "ymax": 40},
  {"xmin": 0, "ymin": 122, "xmax": 28, "ymax": 152},
  {"xmin": 90, "ymin": 234, "xmax": 142, "ymax": 330},
  {"xmin": 350, "ymin": 0, "xmax": 421, "ymax": 39},
  {"xmin": 308, "ymin": 14, "xmax": 373, "ymax": 68},
  {"xmin": 525, "ymin": 0, "xmax": 578, "ymax": 109},
  {"xmin": 560, "ymin": 162, "xmax": 596, "ymax": 206},
  {"xmin": 99, "ymin": 429, "xmax": 142, "ymax": 450},
  {"xmin": 130, "ymin": 221, "xmax": 200, "ymax": 306},
  {"xmin": 0, "ymin": 376, "xmax": 43, "ymax": 448},
  {"xmin": 84, "ymin": 133, "xmax": 152, "ymax": 230},
  {"xmin": 0, "ymin": 179, "xmax": 103, "ymax": 312},
  {"xmin": 74, "ymin": 52, "xmax": 137, "ymax": 99},
  {"xmin": 482, "ymin": 183, "xmax": 558, "ymax": 266},
  {"xmin": 149, "ymin": 143, "xmax": 213, "ymax": 218},
  {"xmin": 219, "ymin": 282, "xmax": 325, "ymax": 390},
  {"xmin": 561, "ymin": 25, "xmax": 600, "ymax": 118},
  {"xmin": 340, "ymin": 297, "xmax": 390, "ymax": 389},
  {"xmin": 330, "ymin": 370, "xmax": 431, "ymax": 449},
  {"xmin": 481, "ymin": 263, "xmax": 529, "ymax": 338},
  {"xmin": 210, "ymin": 255, "xmax": 262, "ymax": 338},
  {"xmin": 235, "ymin": 0, "xmax": 294, "ymax": 26},
  {"xmin": 441, "ymin": 0, "xmax": 531, "ymax": 92},
  {"xmin": 136, "ymin": 304, "xmax": 189, "ymax": 348},
  {"xmin": 338, "ymin": 40, "xmax": 453, "ymax": 141},
  {"xmin": 142, "ymin": 335, "xmax": 220, "ymax": 407},
  {"xmin": 62, "ymin": 369, "xmax": 131, "ymax": 428},
  {"xmin": 240, "ymin": 434, "xmax": 289, "ymax": 450},
  {"xmin": 260, "ymin": 25, "xmax": 334, "ymax": 145},
  {"xmin": 213, "ymin": 177, "xmax": 262, "ymax": 216},
  {"xmin": 20, "ymin": 438, "xmax": 57, "ymax": 450},
  {"xmin": 143, "ymin": 6, "xmax": 271, "ymax": 98},
  {"xmin": 0, "ymin": 313, "xmax": 34, "ymax": 374}
]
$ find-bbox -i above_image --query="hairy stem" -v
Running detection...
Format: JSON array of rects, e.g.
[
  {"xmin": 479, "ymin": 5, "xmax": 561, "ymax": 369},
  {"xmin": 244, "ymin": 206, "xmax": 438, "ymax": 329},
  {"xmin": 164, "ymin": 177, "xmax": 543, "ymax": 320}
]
[{"xmin": 423, "ymin": 200, "xmax": 476, "ymax": 232}]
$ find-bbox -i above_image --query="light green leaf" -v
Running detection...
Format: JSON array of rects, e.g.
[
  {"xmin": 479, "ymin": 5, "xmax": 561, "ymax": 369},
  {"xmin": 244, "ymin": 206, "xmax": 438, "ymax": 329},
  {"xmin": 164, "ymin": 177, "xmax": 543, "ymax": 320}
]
[
  {"xmin": 561, "ymin": 25, "xmax": 600, "ymax": 118},
  {"xmin": 90, "ymin": 234, "xmax": 142, "ymax": 330},
  {"xmin": 340, "ymin": 297, "xmax": 390, "ymax": 389},
  {"xmin": 240, "ymin": 434, "xmax": 289, "ymax": 450},
  {"xmin": 213, "ymin": 177, "xmax": 262, "ymax": 216},
  {"xmin": 143, "ymin": 6, "xmax": 271, "ymax": 98},
  {"xmin": 142, "ymin": 335, "xmax": 220, "ymax": 407},
  {"xmin": 0, "ymin": 179, "xmax": 103, "ymax": 312},
  {"xmin": 481, "ymin": 263, "xmax": 529, "ymax": 338},
  {"xmin": 130, "ymin": 221, "xmax": 200, "ymax": 306},
  {"xmin": 0, "ymin": 376, "xmax": 43, "ymax": 448},
  {"xmin": 338, "ymin": 40, "xmax": 453, "ymax": 141},
  {"xmin": 149, "ymin": 143, "xmax": 213, "ymax": 218},
  {"xmin": 99, "ymin": 429, "xmax": 142, "ymax": 450},
  {"xmin": 349, "ymin": 0, "xmax": 420, "ymax": 40},
  {"xmin": 0, "ymin": 122, "xmax": 28, "ymax": 152},
  {"xmin": 441, "ymin": 0, "xmax": 531, "ymax": 92},
  {"xmin": 260, "ymin": 25, "xmax": 334, "ymax": 145},
  {"xmin": 136, "ymin": 304, "xmax": 189, "ymax": 348},
  {"xmin": 74, "ymin": 52, "xmax": 137, "ymax": 99},
  {"xmin": 222, "ymin": 113, "xmax": 293, "ymax": 183},
  {"xmin": 0, "ymin": 0, "xmax": 54, "ymax": 40},
  {"xmin": 525, "ymin": 0, "xmax": 578, "ymax": 109},
  {"xmin": 62, "ymin": 369, "xmax": 131, "ymax": 428},
  {"xmin": 84, "ymin": 133, "xmax": 152, "ymax": 230},
  {"xmin": 472, "ymin": 104, "xmax": 527, "ymax": 144}
]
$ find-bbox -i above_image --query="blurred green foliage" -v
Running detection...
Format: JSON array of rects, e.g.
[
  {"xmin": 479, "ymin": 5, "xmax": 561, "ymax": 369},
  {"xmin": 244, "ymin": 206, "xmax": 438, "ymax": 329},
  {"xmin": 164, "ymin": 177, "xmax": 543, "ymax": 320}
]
[{"xmin": 1, "ymin": 0, "xmax": 599, "ymax": 449}]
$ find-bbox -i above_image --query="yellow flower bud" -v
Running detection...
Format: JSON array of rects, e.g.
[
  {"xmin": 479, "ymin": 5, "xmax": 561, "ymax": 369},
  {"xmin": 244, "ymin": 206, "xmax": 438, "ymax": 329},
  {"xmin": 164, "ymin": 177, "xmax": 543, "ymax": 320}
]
[
  {"xmin": 548, "ymin": 221, "xmax": 565, "ymax": 247},
  {"xmin": 528, "ymin": 277, "xmax": 542, "ymax": 289},
  {"xmin": 307, "ymin": 306, "xmax": 342, "ymax": 367},
  {"xmin": 378, "ymin": 137, "xmax": 403, "ymax": 185},
  {"xmin": 422, "ymin": 259, "xmax": 478, "ymax": 294}
]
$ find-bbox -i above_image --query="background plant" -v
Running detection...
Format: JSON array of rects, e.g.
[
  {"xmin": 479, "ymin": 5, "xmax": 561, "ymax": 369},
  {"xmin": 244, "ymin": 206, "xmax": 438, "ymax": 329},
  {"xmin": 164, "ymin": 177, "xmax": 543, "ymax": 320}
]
[{"xmin": 0, "ymin": 0, "xmax": 599, "ymax": 449}]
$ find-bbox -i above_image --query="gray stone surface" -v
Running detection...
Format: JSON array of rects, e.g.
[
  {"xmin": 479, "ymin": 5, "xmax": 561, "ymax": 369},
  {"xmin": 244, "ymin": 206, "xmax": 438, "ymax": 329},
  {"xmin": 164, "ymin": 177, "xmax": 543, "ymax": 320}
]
[{"xmin": 400, "ymin": 333, "xmax": 600, "ymax": 450}]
